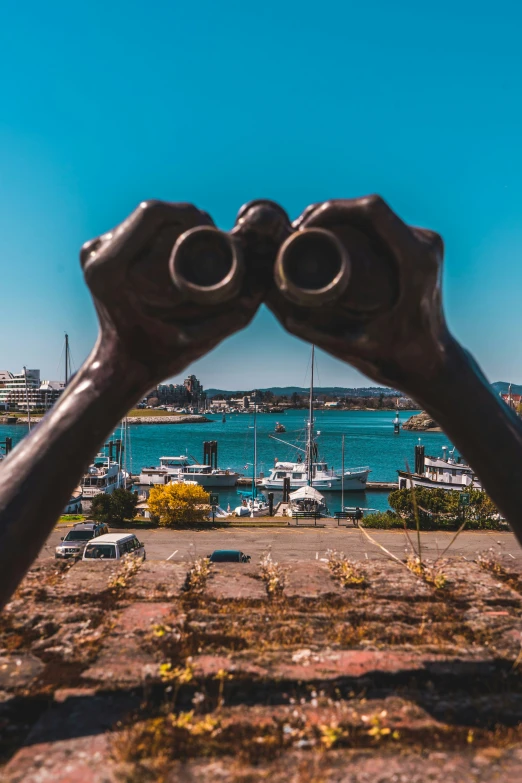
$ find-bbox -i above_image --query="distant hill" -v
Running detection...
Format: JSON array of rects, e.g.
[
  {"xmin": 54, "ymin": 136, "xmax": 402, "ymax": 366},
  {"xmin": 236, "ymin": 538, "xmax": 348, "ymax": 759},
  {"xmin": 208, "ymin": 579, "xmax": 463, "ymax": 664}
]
[
  {"xmin": 492, "ymin": 382, "xmax": 522, "ymax": 396},
  {"xmin": 206, "ymin": 386, "xmax": 402, "ymax": 399}
]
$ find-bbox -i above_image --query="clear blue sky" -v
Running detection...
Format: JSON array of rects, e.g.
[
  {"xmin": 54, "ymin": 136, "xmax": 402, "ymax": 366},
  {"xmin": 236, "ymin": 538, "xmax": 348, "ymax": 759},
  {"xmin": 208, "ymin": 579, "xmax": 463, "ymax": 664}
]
[{"xmin": 1, "ymin": 0, "xmax": 521, "ymax": 390}]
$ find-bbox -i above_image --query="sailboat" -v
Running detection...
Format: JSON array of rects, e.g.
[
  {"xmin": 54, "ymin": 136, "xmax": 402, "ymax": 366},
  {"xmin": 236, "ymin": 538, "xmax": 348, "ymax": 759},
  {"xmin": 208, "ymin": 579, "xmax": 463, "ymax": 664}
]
[
  {"xmin": 262, "ymin": 346, "xmax": 371, "ymax": 491},
  {"xmin": 235, "ymin": 403, "xmax": 270, "ymax": 517}
]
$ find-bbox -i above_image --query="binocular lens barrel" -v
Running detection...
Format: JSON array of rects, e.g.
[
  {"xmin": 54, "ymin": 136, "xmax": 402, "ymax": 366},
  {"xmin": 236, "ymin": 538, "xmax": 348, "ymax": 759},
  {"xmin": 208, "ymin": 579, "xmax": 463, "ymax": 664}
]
[
  {"xmin": 275, "ymin": 228, "xmax": 351, "ymax": 307},
  {"xmin": 170, "ymin": 226, "xmax": 244, "ymax": 304}
]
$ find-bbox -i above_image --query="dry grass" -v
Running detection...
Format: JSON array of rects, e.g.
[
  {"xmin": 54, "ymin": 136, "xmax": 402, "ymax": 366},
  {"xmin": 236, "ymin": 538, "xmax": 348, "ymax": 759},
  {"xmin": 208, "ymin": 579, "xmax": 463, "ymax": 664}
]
[
  {"xmin": 326, "ymin": 550, "xmax": 366, "ymax": 587},
  {"xmin": 184, "ymin": 557, "xmax": 211, "ymax": 594},
  {"xmin": 260, "ymin": 551, "xmax": 286, "ymax": 598}
]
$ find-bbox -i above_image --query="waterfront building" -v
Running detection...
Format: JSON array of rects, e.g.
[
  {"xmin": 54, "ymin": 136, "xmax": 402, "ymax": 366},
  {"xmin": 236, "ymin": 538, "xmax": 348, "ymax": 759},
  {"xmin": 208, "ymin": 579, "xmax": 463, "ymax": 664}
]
[
  {"xmin": 147, "ymin": 374, "xmax": 207, "ymax": 409},
  {"xmin": 0, "ymin": 369, "xmax": 64, "ymax": 410}
]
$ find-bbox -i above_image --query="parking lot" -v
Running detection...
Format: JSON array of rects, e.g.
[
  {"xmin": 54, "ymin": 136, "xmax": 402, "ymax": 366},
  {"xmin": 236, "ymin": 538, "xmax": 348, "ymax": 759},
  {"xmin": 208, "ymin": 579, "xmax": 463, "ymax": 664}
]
[{"xmin": 42, "ymin": 526, "xmax": 522, "ymax": 565}]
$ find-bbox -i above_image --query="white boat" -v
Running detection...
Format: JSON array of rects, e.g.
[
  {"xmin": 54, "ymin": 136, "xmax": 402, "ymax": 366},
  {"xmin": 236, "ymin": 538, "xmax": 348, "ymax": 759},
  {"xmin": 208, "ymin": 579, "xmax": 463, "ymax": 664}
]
[
  {"xmin": 286, "ymin": 485, "xmax": 328, "ymax": 517},
  {"xmin": 235, "ymin": 495, "xmax": 270, "ymax": 517},
  {"xmin": 81, "ymin": 419, "xmax": 131, "ymax": 499},
  {"xmin": 263, "ymin": 460, "xmax": 370, "ymax": 491},
  {"xmin": 398, "ymin": 443, "xmax": 481, "ymax": 492},
  {"xmin": 234, "ymin": 404, "xmax": 270, "ymax": 517},
  {"xmin": 138, "ymin": 456, "xmax": 239, "ymax": 490},
  {"xmin": 81, "ymin": 455, "xmax": 126, "ymax": 498},
  {"xmin": 262, "ymin": 346, "xmax": 370, "ymax": 492}
]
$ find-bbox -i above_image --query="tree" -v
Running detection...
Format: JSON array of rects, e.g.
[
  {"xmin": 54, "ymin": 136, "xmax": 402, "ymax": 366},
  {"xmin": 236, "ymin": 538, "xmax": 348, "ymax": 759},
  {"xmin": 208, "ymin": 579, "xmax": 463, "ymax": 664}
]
[
  {"xmin": 91, "ymin": 489, "xmax": 138, "ymax": 525},
  {"xmin": 148, "ymin": 483, "xmax": 210, "ymax": 527},
  {"xmin": 108, "ymin": 488, "xmax": 138, "ymax": 525},
  {"xmin": 388, "ymin": 486, "xmax": 499, "ymax": 529},
  {"xmin": 90, "ymin": 493, "xmax": 113, "ymax": 524}
]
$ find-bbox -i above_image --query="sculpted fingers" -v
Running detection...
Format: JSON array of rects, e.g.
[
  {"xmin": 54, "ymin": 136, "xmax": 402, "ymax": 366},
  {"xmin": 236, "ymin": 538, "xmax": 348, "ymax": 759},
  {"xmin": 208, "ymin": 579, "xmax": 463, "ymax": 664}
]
[{"xmin": 81, "ymin": 200, "xmax": 213, "ymax": 298}]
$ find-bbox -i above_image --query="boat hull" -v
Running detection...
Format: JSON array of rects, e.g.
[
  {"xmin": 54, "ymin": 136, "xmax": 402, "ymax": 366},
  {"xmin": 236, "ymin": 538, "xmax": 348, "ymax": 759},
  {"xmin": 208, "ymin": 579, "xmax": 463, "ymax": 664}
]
[
  {"xmin": 189, "ymin": 474, "xmax": 238, "ymax": 488},
  {"xmin": 397, "ymin": 471, "xmax": 481, "ymax": 492}
]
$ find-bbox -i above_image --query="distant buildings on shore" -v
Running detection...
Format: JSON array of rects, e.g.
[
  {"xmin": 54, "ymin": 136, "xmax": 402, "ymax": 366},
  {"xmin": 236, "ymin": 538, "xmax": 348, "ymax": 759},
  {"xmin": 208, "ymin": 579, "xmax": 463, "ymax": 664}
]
[
  {"xmin": 142, "ymin": 374, "xmax": 207, "ymax": 410},
  {"xmin": 0, "ymin": 369, "xmax": 64, "ymax": 411}
]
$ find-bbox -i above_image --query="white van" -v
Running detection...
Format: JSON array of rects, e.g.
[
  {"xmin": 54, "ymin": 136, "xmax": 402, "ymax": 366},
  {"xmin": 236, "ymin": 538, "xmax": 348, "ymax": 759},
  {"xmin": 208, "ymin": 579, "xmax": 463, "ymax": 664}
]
[{"xmin": 82, "ymin": 533, "xmax": 146, "ymax": 561}]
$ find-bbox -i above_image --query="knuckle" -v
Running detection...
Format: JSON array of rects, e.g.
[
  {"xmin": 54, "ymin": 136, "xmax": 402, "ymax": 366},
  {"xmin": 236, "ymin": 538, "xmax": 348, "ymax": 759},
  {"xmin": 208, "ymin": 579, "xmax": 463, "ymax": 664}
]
[{"xmin": 80, "ymin": 237, "xmax": 102, "ymax": 268}]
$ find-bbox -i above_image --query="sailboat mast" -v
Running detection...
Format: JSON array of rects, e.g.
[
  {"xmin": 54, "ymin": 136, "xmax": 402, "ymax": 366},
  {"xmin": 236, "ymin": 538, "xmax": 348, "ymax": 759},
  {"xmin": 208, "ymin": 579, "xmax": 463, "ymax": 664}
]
[
  {"xmin": 23, "ymin": 366, "xmax": 31, "ymax": 433},
  {"xmin": 64, "ymin": 333, "xmax": 69, "ymax": 385},
  {"xmin": 253, "ymin": 402, "xmax": 257, "ymax": 500},
  {"xmin": 308, "ymin": 345, "xmax": 315, "ymax": 486},
  {"xmin": 341, "ymin": 434, "xmax": 345, "ymax": 511}
]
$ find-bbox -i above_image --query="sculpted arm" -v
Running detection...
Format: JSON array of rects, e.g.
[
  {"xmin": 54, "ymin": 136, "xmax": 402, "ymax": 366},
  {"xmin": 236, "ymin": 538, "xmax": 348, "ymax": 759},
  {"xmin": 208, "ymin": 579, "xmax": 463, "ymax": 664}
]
[
  {"xmin": 0, "ymin": 199, "xmax": 274, "ymax": 608},
  {"xmin": 267, "ymin": 196, "xmax": 522, "ymax": 539}
]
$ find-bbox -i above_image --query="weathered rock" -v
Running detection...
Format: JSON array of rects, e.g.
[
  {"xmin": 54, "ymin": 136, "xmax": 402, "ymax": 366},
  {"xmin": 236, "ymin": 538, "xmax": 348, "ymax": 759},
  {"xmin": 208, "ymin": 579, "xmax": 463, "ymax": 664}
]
[{"xmin": 402, "ymin": 411, "xmax": 441, "ymax": 431}]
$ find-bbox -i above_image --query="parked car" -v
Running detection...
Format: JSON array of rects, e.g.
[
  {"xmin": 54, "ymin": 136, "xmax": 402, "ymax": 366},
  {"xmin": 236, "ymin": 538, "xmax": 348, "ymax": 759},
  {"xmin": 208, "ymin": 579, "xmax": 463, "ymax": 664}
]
[
  {"xmin": 55, "ymin": 522, "xmax": 109, "ymax": 559},
  {"xmin": 207, "ymin": 550, "xmax": 251, "ymax": 563},
  {"xmin": 82, "ymin": 533, "xmax": 146, "ymax": 561}
]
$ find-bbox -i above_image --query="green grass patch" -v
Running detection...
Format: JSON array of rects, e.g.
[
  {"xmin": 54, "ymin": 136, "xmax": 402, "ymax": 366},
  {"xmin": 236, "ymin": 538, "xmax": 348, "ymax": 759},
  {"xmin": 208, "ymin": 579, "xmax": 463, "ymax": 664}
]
[{"xmin": 57, "ymin": 514, "xmax": 86, "ymax": 525}]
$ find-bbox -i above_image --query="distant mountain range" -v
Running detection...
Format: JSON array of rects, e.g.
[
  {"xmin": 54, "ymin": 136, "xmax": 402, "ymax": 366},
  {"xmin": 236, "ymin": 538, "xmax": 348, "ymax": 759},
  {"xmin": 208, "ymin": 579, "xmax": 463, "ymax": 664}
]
[
  {"xmin": 492, "ymin": 382, "xmax": 522, "ymax": 395},
  {"xmin": 206, "ymin": 386, "xmax": 403, "ymax": 399}
]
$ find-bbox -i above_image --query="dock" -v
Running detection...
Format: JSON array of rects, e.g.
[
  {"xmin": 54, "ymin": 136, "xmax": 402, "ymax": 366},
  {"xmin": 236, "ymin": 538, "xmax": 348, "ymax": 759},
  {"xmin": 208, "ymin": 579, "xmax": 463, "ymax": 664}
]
[{"xmin": 236, "ymin": 477, "xmax": 397, "ymax": 491}]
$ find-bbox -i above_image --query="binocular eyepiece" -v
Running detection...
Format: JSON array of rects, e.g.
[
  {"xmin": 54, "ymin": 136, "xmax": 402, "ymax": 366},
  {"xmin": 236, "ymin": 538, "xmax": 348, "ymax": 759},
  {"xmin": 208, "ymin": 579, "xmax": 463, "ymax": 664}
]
[
  {"xmin": 169, "ymin": 223, "xmax": 352, "ymax": 308},
  {"xmin": 274, "ymin": 228, "xmax": 351, "ymax": 307},
  {"xmin": 169, "ymin": 226, "xmax": 244, "ymax": 305}
]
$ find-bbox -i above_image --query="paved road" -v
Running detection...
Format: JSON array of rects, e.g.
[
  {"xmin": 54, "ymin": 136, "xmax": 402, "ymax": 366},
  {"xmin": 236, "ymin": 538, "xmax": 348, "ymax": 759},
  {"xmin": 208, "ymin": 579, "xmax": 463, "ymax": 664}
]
[{"xmin": 43, "ymin": 527, "xmax": 522, "ymax": 565}]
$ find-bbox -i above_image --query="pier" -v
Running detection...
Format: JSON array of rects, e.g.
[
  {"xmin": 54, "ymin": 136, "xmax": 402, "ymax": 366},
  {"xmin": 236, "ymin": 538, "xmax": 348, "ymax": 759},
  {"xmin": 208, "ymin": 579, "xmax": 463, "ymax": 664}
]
[{"xmin": 236, "ymin": 476, "xmax": 397, "ymax": 491}]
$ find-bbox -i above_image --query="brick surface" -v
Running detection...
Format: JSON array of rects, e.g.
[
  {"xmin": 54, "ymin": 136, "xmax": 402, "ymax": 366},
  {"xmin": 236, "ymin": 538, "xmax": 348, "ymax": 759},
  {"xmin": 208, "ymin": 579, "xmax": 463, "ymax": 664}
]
[
  {"xmin": 4, "ymin": 555, "xmax": 522, "ymax": 783},
  {"xmin": 205, "ymin": 564, "xmax": 267, "ymax": 600},
  {"xmin": 127, "ymin": 561, "xmax": 187, "ymax": 600},
  {"xmin": 363, "ymin": 560, "xmax": 433, "ymax": 599},
  {"xmin": 284, "ymin": 562, "xmax": 344, "ymax": 598},
  {"xmin": 0, "ymin": 654, "xmax": 44, "ymax": 689}
]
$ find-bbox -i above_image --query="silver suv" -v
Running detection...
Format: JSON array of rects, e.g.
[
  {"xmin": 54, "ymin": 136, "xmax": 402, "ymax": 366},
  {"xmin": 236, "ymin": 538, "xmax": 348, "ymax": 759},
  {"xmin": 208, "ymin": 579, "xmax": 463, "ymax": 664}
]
[{"xmin": 55, "ymin": 522, "xmax": 109, "ymax": 559}]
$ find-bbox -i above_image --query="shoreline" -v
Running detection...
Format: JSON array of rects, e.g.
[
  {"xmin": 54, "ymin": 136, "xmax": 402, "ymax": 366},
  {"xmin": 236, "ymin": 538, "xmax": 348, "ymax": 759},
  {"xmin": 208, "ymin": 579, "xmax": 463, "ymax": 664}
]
[{"xmin": 1, "ymin": 414, "xmax": 211, "ymax": 426}]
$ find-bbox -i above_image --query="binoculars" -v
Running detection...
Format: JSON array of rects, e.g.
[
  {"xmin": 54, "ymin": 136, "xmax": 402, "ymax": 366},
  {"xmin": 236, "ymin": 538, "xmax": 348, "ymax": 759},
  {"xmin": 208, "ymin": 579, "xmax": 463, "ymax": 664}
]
[{"xmin": 169, "ymin": 199, "xmax": 396, "ymax": 313}]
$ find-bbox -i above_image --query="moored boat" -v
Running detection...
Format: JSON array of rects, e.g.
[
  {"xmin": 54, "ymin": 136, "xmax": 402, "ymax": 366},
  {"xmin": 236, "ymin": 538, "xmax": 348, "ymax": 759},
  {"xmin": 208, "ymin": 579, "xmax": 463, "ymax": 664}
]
[
  {"xmin": 398, "ymin": 442, "xmax": 482, "ymax": 492},
  {"xmin": 262, "ymin": 347, "xmax": 370, "ymax": 491},
  {"xmin": 286, "ymin": 485, "xmax": 328, "ymax": 517}
]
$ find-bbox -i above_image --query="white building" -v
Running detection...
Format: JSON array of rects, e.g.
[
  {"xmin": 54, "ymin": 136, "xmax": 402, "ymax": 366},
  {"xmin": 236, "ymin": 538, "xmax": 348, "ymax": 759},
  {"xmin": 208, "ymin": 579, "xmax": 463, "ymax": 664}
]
[{"xmin": 0, "ymin": 370, "xmax": 64, "ymax": 410}]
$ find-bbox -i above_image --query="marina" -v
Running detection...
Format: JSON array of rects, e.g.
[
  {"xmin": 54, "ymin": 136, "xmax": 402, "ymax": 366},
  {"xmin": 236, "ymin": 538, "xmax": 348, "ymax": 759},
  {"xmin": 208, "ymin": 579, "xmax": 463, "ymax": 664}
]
[{"xmin": 0, "ymin": 408, "xmax": 457, "ymax": 513}]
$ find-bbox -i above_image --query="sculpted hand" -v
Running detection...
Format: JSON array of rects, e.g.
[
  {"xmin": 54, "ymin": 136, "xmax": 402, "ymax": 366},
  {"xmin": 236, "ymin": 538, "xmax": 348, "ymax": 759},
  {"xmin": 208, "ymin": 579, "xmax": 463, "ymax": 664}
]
[
  {"xmin": 81, "ymin": 199, "xmax": 267, "ymax": 389},
  {"xmin": 267, "ymin": 195, "xmax": 448, "ymax": 397},
  {"xmin": 268, "ymin": 195, "xmax": 522, "ymax": 538}
]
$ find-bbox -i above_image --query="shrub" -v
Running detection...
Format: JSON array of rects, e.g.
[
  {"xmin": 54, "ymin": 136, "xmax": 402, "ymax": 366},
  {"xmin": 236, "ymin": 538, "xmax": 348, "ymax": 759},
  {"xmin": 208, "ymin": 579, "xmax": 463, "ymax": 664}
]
[
  {"xmin": 362, "ymin": 511, "xmax": 403, "ymax": 529},
  {"xmin": 148, "ymin": 483, "xmax": 210, "ymax": 527},
  {"xmin": 91, "ymin": 488, "xmax": 138, "ymax": 525},
  {"xmin": 387, "ymin": 487, "xmax": 500, "ymax": 529}
]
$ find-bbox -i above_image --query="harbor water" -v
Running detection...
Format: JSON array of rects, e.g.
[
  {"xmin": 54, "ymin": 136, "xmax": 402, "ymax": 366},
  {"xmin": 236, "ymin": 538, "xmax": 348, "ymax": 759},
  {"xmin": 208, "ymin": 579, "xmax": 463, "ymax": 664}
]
[{"xmin": 0, "ymin": 409, "xmax": 454, "ymax": 513}]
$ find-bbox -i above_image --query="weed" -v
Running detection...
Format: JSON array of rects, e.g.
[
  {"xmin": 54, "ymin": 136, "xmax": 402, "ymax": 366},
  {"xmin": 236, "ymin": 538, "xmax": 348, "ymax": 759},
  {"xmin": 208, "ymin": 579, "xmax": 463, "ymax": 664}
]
[
  {"xmin": 326, "ymin": 549, "xmax": 366, "ymax": 587},
  {"xmin": 406, "ymin": 555, "xmax": 447, "ymax": 590},
  {"xmin": 107, "ymin": 555, "xmax": 142, "ymax": 591},
  {"xmin": 260, "ymin": 551, "xmax": 285, "ymax": 598},
  {"xmin": 361, "ymin": 710, "xmax": 400, "ymax": 741},
  {"xmin": 476, "ymin": 548, "xmax": 508, "ymax": 577},
  {"xmin": 318, "ymin": 723, "xmax": 344, "ymax": 749},
  {"xmin": 184, "ymin": 557, "xmax": 211, "ymax": 593}
]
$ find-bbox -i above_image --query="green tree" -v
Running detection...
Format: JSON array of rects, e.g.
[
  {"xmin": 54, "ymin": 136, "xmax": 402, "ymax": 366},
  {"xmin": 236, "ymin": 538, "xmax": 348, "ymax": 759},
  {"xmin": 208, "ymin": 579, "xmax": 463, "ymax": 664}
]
[
  {"xmin": 90, "ymin": 493, "xmax": 113, "ymax": 524},
  {"xmin": 90, "ymin": 489, "xmax": 138, "ymax": 526},
  {"xmin": 108, "ymin": 488, "xmax": 138, "ymax": 525},
  {"xmin": 387, "ymin": 486, "xmax": 499, "ymax": 529}
]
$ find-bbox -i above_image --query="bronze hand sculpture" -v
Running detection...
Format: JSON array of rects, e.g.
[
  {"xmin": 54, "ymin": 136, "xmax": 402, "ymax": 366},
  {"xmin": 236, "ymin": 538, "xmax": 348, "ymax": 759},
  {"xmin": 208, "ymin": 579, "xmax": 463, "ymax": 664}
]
[
  {"xmin": 0, "ymin": 199, "xmax": 283, "ymax": 608},
  {"xmin": 267, "ymin": 196, "xmax": 522, "ymax": 532},
  {"xmin": 0, "ymin": 194, "xmax": 521, "ymax": 609}
]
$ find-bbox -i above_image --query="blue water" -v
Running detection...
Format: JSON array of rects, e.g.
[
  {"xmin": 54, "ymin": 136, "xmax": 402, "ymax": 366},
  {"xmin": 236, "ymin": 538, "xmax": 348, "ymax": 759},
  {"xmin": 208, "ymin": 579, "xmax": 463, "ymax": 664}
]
[{"xmin": 0, "ymin": 410, "xmax": 453, "ymax": 513}]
